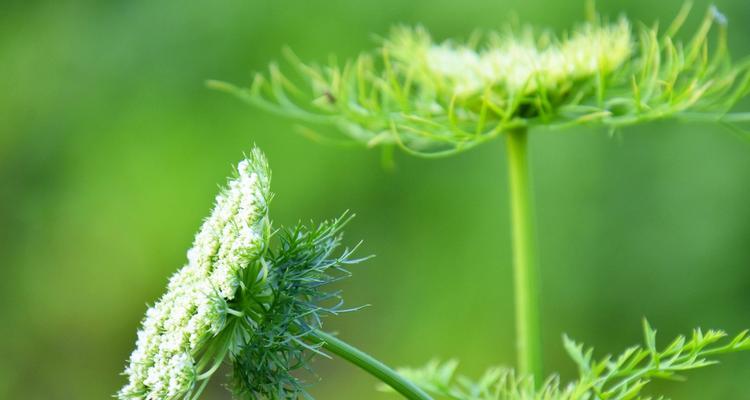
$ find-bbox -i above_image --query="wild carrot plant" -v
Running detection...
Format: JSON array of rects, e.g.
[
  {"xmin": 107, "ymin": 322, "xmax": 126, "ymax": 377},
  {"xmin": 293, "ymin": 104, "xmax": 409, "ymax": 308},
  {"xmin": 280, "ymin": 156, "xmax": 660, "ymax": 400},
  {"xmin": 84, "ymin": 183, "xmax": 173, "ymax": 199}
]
[
  {"xmin": 117, "ymin": 148, "xmax": 430, "ymax": 400},
  {"xmin": 119, "ymin": 2, "xmax": 750, "ymax": 400}
]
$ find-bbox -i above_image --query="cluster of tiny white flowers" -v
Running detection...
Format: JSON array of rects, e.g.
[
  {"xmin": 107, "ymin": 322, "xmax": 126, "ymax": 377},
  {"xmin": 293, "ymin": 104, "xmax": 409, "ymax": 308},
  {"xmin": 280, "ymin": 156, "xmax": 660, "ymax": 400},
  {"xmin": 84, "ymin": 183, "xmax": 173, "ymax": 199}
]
[
  {"xmin": 425, "ymin": 45, "xmax": 485, "ymax": 96},
  {"xmin": 421, "ymin": 19, "xmax": 632, "ymax": 96},
  {"xmin": 118, "ymin": 156, "xmax": 270, "ymax": 400}
]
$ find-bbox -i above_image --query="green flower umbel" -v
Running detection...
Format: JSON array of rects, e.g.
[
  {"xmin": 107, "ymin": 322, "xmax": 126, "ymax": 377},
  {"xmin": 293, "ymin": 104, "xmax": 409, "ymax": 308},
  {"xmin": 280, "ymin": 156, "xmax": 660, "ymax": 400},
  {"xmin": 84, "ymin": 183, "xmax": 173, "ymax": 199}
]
[
  {"xmin": 213, "ymin": 4, "xmax": 749, "ymax": 156},
  {"xmin": 118, "ymin": 149, "xmax": 271, "ymax": 400}
]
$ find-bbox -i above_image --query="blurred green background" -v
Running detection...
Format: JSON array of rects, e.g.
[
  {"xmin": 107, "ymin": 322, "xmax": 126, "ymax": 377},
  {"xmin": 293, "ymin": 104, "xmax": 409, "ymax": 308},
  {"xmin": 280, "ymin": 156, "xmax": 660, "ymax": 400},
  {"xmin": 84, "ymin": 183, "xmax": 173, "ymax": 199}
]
[{"xmin": 1, "ymin": 0, "xmax": 749, "ymax": 398}]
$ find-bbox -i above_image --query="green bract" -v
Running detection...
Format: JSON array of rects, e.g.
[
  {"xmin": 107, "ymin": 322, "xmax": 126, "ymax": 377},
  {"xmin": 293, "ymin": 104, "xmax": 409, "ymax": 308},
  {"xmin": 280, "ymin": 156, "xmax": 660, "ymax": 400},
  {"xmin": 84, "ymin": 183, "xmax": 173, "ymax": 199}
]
[{"xmin": 212, "ymin": 4, "xmax": 750, "ymax": 157}]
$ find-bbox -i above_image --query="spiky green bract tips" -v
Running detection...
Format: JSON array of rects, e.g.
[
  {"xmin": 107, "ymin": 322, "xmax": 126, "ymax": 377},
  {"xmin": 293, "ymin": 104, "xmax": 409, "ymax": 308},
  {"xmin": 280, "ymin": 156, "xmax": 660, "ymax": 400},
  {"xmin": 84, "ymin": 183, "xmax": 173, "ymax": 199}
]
[
  {"xmin": 216, "ymin": 4, "xmax": 750, "ymax": 157},
  {"xmin": 383, "ymin": 322, "xmax": 750, "ymax": 400},
  {"xmin": 229, "ymin": 214, "xmax": 367, "ymax": 399},
  {"xmin": 118, "ymin": 148, "xmax": 365, "ymax": 400}
]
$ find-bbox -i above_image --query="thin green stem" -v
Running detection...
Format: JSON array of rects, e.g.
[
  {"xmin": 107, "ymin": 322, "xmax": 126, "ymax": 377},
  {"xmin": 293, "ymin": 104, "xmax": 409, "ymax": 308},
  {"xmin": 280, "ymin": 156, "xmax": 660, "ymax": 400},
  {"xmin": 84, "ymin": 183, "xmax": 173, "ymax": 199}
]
[
  {"xmin": 306, "ymin": 329, "xmax": 432, "ymax": 400},
  {"xmin": 505, "ymin": 128, "xmax": 542, "ymax": 381}
]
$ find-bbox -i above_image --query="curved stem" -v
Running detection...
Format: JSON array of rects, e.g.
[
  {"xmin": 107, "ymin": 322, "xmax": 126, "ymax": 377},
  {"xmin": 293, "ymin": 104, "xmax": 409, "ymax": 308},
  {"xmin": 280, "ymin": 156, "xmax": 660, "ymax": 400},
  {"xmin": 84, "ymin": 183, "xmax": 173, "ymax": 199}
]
[
  {"xmin": 505, "ymin": 128, "xmax": 542, "ymax": 381},
  {"xmin": 306, "ymin": 329, "xmax": 432, "ymax": 400}
]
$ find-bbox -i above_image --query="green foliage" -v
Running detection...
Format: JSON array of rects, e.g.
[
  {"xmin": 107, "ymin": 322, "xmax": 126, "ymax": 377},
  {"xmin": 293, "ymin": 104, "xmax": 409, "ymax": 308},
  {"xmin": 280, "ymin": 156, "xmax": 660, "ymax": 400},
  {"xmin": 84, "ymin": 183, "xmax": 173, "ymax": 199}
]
[
  {"xmin": 385, "ymin": 320, "xmax": 750, "ymax": 400},
  {"xmin": 213, "ymin": 3, "xmax": 750, "ymax": 157}
]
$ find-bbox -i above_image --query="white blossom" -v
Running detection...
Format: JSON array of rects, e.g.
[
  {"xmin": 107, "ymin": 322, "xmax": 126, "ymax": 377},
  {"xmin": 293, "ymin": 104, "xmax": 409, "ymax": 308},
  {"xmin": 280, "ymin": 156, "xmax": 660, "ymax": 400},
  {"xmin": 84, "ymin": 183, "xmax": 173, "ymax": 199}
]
[
  {"xmin": 118, "ymin": 152, "xmax": 270, "ymax": 400},
  {"xmin": 422, "ymin": 18, "xmax": 632, "ymax": 96}
]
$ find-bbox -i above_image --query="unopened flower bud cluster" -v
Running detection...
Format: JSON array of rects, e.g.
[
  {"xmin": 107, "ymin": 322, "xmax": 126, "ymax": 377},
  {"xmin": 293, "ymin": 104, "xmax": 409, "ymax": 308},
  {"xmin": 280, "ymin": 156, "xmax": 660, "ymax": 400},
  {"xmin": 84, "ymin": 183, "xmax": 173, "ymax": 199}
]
[{"xmin": 118, "ymin": 156, "xmax": 270, "ymax": 400}]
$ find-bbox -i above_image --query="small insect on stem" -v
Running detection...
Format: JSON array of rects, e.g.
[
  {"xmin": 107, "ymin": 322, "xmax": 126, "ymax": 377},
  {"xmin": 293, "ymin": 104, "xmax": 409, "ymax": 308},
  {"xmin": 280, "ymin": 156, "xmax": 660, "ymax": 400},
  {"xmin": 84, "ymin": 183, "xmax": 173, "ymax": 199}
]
[{"xmin": 324, "ymin": 90, "xmax": 336, "ymax": 104}]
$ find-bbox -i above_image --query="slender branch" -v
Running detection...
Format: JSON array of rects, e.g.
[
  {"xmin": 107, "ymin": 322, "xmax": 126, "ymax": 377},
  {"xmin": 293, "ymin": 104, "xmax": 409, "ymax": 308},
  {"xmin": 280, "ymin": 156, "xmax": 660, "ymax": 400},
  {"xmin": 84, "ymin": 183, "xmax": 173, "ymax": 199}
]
[
  {"xmin": 305, "ymin": 329, "xmax": 433, "ymax": 400},
  {"xmin": 505, "ymin": 128, "xmax": 543, "ymax": 381}
]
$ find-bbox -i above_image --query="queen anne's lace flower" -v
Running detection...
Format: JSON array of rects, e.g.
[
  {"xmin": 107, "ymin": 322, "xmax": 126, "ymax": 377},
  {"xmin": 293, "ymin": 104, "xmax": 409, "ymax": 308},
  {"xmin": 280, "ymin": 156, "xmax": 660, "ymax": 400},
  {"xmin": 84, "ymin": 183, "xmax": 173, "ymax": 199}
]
[
  {"xmin": 224, "ymin": 5, "xmax": 747, "ymax": 157},
  {"xmin": 118, "ymin": 150, "xmax": 270, "ymax": 400}
]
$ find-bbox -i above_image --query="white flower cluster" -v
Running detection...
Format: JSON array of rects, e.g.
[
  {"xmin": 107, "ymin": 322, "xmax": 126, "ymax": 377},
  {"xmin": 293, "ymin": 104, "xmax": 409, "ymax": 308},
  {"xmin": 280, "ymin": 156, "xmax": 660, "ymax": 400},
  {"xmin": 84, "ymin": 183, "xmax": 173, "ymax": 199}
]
[
  {"xmin": 420, "ymin": 19, "xmax": 632, "ymax": 96},
  {"xmin": 118, "ymin": 154, "xmax": 270, "ymax": 400}
]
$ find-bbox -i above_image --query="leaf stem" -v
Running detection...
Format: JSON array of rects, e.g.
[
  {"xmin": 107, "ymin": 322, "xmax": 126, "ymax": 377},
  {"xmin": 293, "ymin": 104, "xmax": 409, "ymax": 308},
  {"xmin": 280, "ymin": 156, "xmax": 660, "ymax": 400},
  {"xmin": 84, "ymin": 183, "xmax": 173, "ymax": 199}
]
[
  {"xmin": 505, "ymin": 128, "xmax": 543, "ymax": 381},
  {"xmin": 305, "ymin": 329, "xmax": 432, "ymax": 400}
]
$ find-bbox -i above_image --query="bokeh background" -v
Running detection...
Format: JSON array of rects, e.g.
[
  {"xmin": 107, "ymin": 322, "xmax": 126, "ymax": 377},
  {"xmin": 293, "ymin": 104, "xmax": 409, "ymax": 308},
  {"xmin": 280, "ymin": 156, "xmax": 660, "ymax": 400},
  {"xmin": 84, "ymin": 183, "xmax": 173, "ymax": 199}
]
[{"xmin": 2, "ymin": 0, "xmax": 749, "ymax": 398}]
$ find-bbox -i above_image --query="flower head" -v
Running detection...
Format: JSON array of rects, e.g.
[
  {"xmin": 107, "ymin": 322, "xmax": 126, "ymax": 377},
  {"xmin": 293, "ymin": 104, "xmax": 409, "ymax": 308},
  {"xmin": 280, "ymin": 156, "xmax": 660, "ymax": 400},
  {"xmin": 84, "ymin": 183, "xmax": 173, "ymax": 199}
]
[
  {"xmin": 118, "ymin": 149, "xmax": 271, "ymax": 400},
  {"xmin": 408, "ymin": 17, "xmax": 632, "ymax": 97},
  {"xmin": 119, "ymin": 148, "xmax": 364, "ymax": 399},
  {"xmin": 214, "ymin": 4, "xmax": 750, "ymax": 157}
]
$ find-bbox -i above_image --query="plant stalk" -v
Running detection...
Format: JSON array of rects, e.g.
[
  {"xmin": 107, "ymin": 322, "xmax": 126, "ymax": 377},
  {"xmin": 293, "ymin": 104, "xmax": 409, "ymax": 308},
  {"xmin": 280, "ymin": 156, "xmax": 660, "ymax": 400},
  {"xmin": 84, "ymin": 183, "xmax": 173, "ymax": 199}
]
[
  {"xmin": 505, "ymin": 128, "xmax": 542, "ymax": 381},
  {"xmin": 306, "ymin": 329, "xmax": 432, "ymax": 400}
]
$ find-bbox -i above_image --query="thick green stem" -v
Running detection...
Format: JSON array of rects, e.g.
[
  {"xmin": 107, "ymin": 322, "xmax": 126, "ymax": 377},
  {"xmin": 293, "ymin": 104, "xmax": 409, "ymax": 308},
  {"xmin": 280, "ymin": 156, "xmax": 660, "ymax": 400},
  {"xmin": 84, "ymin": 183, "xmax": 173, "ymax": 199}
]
[
  {"xmin": 306, "ymin": 329, "xmax": 432, "ymax": 400},
  {"xmin": 505, "ymin": 128, "xmax": 542, "ymax": 381}
]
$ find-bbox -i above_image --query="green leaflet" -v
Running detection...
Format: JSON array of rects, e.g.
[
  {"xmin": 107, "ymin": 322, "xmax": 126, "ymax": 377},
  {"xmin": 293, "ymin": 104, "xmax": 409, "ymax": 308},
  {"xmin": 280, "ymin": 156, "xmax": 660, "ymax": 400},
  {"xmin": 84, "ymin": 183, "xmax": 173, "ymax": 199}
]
[{"xmin": 384, "ymin": 320, "xmax": 750, "ymax": 400}]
